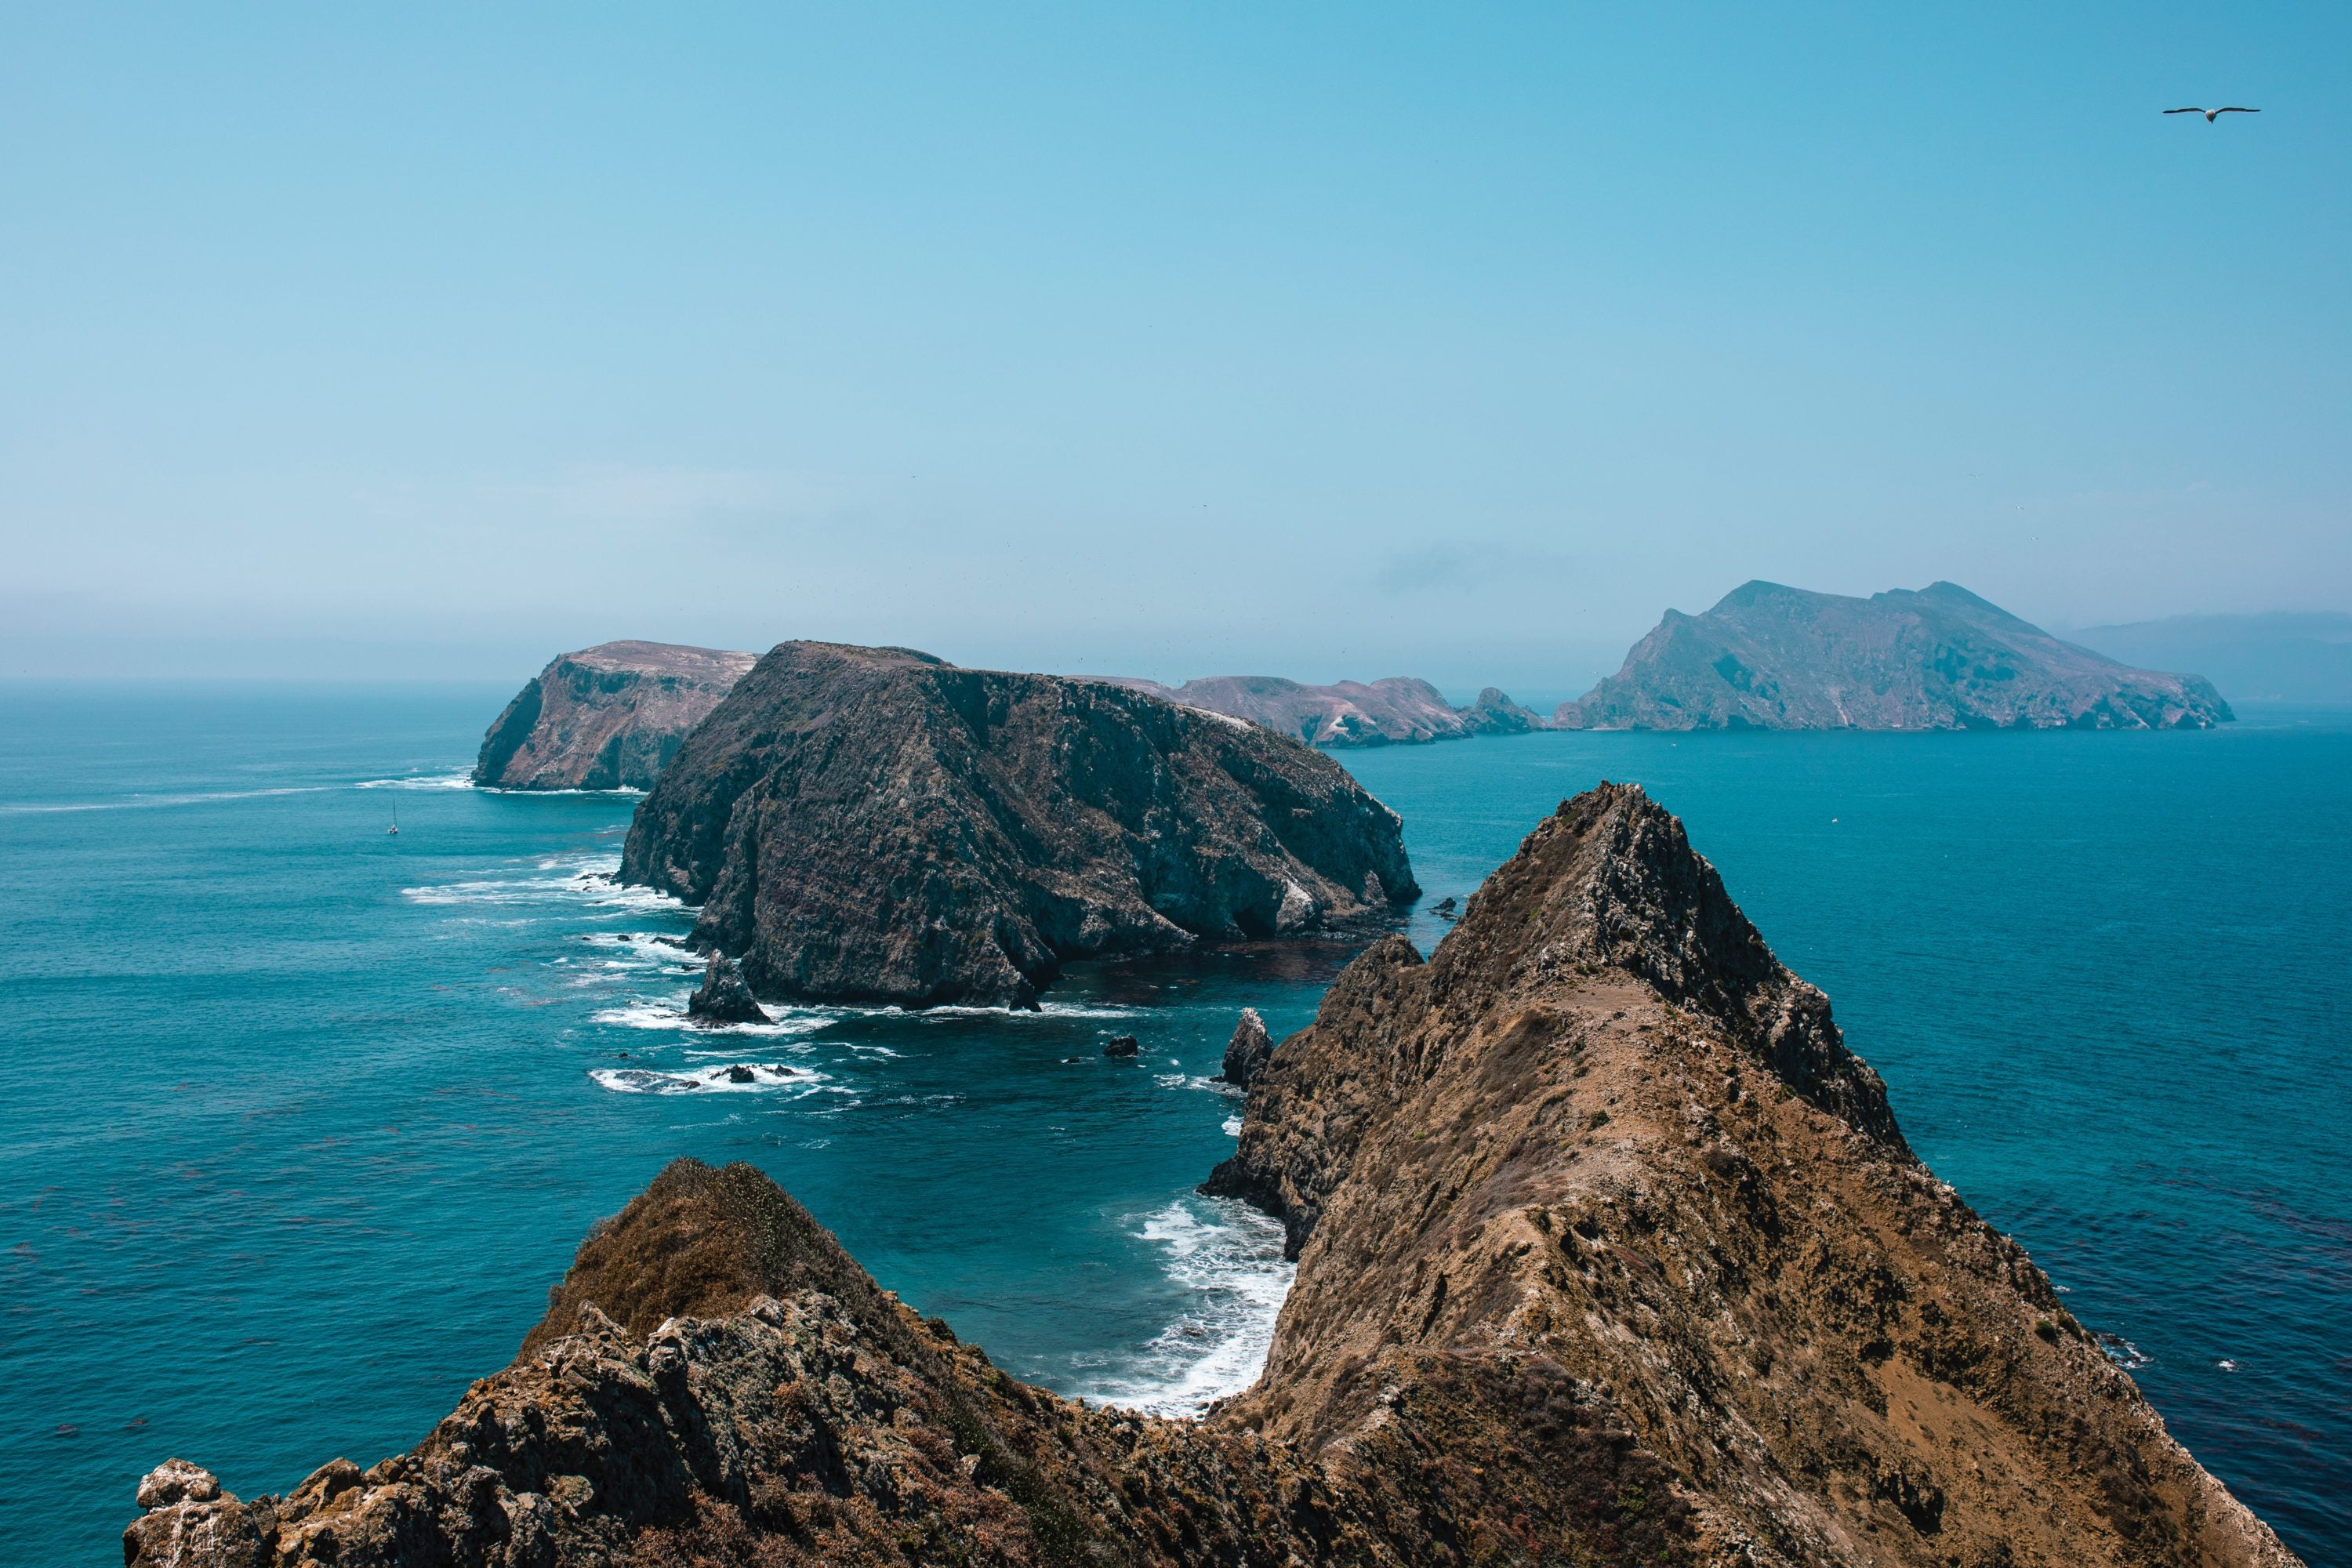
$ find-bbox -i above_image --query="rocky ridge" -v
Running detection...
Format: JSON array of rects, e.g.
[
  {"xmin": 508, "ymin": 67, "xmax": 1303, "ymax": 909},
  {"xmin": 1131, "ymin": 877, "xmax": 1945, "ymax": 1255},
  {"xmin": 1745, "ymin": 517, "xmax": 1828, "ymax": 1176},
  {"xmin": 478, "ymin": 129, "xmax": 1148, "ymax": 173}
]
[
  {"xmin": 621, "ymin": 642, "xmax": 1418, "ymax": 1010},
  {"xmin": 127, "ymin": 784, "xmax": 2299, "ymax": 1567},
  {"xmin": 1111, "ymin": 674, "xmax": 1547, "ymax": 746},
  {"xmin": 1559, "ymin": 581, "xmax": 2233, "ymax": 731},
  {"xmin": 475, "ymin": 642, "xmax": 759, "ymax": 790}
]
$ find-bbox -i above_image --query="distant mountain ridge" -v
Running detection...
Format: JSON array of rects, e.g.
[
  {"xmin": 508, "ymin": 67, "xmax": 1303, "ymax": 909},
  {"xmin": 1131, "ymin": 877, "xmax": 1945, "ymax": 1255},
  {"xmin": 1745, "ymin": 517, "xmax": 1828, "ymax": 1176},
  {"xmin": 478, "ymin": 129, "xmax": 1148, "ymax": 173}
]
[
  {"xmin": 1109, "ymin": 673, "xmax": 1546, "ymax": 746},
  {"xmin": 2070, "ymin": 611, "xmax": 2352, "ymax": 706},
  {"xmin": 1559, "ymin": 581, "xmax": 2231, "ymax": 731}
]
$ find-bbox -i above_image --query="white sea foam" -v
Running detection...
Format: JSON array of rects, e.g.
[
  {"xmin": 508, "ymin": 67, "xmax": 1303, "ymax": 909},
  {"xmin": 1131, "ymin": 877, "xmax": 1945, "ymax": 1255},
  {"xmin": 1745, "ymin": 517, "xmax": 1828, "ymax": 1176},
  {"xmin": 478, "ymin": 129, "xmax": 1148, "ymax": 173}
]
[
  {"xmin": 1221, "ymin": 1116, "xmax": 1243, "ymax": 1137},
  {"xmin": 1079, "ymin": 1197, "xmax": 1294, "ymax": 1418},
  {"xmin": 589, "ymin": 1000, "xmax": 833, "ymax": 1037},
  {"xmin": 590, "ymin": 1062, "xmax": 829, "ymax": 1095},
  {"xmin": 354, "ymin": 771, "xmax": 474, "ymax": 790}
]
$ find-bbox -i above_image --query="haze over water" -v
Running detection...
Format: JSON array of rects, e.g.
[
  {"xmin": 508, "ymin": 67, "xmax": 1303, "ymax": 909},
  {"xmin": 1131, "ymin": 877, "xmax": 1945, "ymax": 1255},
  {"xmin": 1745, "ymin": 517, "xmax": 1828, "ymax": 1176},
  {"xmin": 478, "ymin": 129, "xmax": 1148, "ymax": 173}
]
[{"xmin": 2, "ymin": 685, "xmax": 2346, "ymax": 1563}]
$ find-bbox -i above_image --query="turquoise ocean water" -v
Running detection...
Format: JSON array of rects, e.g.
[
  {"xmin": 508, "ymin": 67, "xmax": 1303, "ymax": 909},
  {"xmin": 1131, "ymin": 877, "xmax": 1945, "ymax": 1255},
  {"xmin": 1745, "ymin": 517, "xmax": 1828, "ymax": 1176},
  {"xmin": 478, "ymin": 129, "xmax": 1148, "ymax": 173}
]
[{"xmin": 2, "ymin": 684, "xmax": 2345, "ymax": 1563}]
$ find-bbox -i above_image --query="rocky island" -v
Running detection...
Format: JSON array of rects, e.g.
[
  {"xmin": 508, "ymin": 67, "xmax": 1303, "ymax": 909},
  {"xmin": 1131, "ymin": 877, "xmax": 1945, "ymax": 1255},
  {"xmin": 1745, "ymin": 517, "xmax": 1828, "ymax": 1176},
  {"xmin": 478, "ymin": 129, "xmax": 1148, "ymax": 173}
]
[
  {"xmin": 126, "ymin": 784, "xmax": 2299, "ymax": 1567},
  {"xmin": 1112, "ymin": 673, "xmax": 1547, "ymax": 746},
  {"xmin": 474, "ymin": 641, "xmax": 758, "ymax": 790},
  {"xmin": 1559, "ymin": 581, "xmax": 2233, "ymax": 731},
  {"xmin": 620, "ymin": 642, "xmax": 1418, "ymax": 1010}
]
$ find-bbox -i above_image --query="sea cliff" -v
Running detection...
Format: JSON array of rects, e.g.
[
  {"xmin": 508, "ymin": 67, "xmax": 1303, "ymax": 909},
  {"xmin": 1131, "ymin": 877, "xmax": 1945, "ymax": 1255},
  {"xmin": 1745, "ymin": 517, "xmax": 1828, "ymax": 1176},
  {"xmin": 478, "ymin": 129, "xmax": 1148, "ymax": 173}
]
[
  {"xmin": 125, "ymin": 784, "xmax": 2300, "ymax": 1567},
  {"xmin": 474, "ymin": 641, "xmax": 757, "ymax": 790},
  {"xmin": 1112, "ymin": 674, "xmax": 1547, "ymax": 746},
  {"xmin": 1561, "ymin": 581, "xmax": 2233, "ymax": 731},
  {"xmin": 620, "ymin": 642, "xmax": 1419, "ymax": 1009}
]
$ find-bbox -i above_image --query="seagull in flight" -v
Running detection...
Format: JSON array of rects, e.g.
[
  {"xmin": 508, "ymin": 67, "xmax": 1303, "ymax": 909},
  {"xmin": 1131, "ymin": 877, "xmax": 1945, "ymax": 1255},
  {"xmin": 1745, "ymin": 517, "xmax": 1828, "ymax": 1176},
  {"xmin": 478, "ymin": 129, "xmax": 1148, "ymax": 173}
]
[{"xmin": 2165, "ymin": 106, "xmax": 2259, "ymax": 122}]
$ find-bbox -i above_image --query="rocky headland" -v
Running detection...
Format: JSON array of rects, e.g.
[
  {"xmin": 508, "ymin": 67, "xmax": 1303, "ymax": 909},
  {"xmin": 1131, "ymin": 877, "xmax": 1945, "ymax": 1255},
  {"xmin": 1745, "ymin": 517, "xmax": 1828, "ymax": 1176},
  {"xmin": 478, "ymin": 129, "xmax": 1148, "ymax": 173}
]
[
  {"xmin": 1111, "ymin": 674, "xmax": 1547, "ymax": 747},
  {"xmin": 1559, "ymin": 581, "xmax": 2233, "ymax": 731},
  {"xmin": 127, "ymin": 784, "xmax": 2299, "ymax": 1568},
  {"xmin": 619, "ymin": 642, "xmax": 1418, "ymax": 1010},
  {"xmin": 474, "ymin": 642, "xmax": 759, "ymax": 790}
]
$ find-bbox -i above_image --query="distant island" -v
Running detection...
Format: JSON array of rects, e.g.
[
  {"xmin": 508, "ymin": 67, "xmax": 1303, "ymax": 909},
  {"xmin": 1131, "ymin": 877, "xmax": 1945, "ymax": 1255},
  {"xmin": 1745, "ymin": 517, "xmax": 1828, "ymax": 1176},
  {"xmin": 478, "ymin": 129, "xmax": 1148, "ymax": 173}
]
[
  {"xmin": 620, "ymin": 642, "xmax": 1416, "ymax": 1009},
  {"xmin": 1110, "ymin": 673, "xmax": 1547, "ymax": 746},
  {"xmin": 474, "ymin": 641, "xmax": 757, "ymax": 790},
  {"xmin": 1559, "ymin": 581, "xmax": 2233, "ymax": 731}
]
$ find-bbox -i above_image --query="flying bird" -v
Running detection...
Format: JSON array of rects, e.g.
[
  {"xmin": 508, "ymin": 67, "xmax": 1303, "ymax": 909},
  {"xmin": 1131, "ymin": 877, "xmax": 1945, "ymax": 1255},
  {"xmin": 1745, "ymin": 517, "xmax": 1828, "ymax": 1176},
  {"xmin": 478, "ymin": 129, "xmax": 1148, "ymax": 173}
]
[{"xmin": 2165, "ymin": 106, "xmax": 2259, "ymax": 122}]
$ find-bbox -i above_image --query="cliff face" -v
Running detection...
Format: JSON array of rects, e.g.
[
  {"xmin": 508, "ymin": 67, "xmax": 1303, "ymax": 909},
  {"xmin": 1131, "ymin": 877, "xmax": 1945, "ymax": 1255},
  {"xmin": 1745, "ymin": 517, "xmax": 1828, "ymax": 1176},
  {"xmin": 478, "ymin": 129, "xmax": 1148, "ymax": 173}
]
[
  {"xmin": 474, "ymin": 642, "xmax": 758, "ymax": 790},
  {"xmin": 1559, "ymin": 581, "xmax": 2233, "ymax": 731},
  {"xmin": 1112, "ymin": 674, "xmax": 1548, "ymax": 746},
  {"xmin": 619, "ymin": 642, "xmax": 1419, "ymax": 1009},
  {"xmin": 129, "ymin": 786, "xmax": 2300, "ymax": 1568}
]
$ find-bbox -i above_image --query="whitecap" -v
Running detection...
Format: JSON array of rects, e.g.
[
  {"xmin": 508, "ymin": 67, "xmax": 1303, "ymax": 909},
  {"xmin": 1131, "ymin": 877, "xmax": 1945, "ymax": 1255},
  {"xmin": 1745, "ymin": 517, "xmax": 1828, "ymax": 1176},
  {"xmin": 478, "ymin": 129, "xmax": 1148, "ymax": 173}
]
[
  {"xmin": 355, "ymin": 771, "xmax": 474, "ymax": 790},
  {"xmin": 590, "ymin": 1062, "xmax": 828, "ymax": 1095},
  {"xmin": 1076, "ymin": 1197, "xmax": 1294, "ymax": 1418},
  {"xmin": 1221, "ymin": 1116, "xmax": 1243, "ymax": 1137}
]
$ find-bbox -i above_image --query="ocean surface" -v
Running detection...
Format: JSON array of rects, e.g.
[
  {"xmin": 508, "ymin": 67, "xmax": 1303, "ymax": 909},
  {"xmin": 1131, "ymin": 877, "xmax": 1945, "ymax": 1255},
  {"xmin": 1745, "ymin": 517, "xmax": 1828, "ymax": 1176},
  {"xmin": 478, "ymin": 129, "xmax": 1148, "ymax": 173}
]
[{"xmin": 2, "ymin": 684, "xmax": 2346, "ymax": 1564}]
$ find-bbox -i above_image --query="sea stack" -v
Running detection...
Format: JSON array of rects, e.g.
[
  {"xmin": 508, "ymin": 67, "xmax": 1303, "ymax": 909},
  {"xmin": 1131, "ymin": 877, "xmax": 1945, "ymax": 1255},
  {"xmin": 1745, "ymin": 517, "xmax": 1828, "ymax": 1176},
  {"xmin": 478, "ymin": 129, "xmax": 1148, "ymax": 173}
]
[
  {"xmin": 128, "ymin": 786, "xmax": 2302, "ymax": 1567},
  {"xmin": 474, "ymin": 641, "xmax": 758, "ymax": 790},
  {"xmin": 619, "ymin": 641, "xmax": 1418, "ymax": 1010},
  {"xmin": 685, "ymin": 952, "xmax": 770, "ymax": 1025},
  {"xmin": 1221, "ymin": 1007, "xmax": 1273, "ymax": 1086},
  {"xmin": 1559, "ymin": 580, "xmax": 2233, "ymax": 731}
]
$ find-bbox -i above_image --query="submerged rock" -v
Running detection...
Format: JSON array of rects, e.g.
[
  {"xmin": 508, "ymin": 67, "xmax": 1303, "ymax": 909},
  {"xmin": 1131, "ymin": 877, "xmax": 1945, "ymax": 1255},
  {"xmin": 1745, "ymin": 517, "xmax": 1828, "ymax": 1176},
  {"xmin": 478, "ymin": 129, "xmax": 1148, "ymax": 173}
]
[
  {"xmin": 474, "ymin": 641, "xmax": 757, "ymax": 790},
  {"xmin": 621, "ymin": 641, "xmax": 1418, "ymax": 1010},
  {"xmin": 1102, "ymin": 1035, "xmax": 1140, "ymax": 1058},
  {"xmin": 686, "ymin": 951, "xmax": 770, "ymax": 1025},
  {"xmin": 1557, "ymin": 580, "xmax": 2234, "ymax": 731},
  {"xmin": 128, "ymin": 789, "xmax": 2303, "ymax": 1568},
  {"xmin": 1221, "ymin": 1007, "xmax": 1272, "ymax": 1087}
]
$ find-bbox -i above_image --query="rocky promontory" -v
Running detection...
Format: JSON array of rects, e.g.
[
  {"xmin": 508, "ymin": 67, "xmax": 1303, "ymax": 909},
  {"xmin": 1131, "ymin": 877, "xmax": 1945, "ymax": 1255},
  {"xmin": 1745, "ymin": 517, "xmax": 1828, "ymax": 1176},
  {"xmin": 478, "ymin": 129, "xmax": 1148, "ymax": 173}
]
[
  {"xmin": 1559, "ymin": 580, "xmax": 2233, "ymax": 731},
  {"xmin": 128, "ymin": 784, "xmax": 2301, "ymax": 1568},
  {"xmin": 620, "ymin": 642, "xmax": 1418, "ymax": 1009},
  {"xmin": 1112, "ymin": 673, "xmax": 1548, "ymax": 746},
  {"xmin": 474, "ymin": 641, "xmax": 758, "ymax": 790}
]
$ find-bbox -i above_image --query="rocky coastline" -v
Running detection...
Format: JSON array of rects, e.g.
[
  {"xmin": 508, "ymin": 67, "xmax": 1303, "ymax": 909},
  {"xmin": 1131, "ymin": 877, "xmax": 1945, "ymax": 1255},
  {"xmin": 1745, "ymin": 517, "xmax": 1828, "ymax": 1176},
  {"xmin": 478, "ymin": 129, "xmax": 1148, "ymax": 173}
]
[
  {"xmin": 1111, "ymin": 673, "xmax": 1548, "ymax": 747},
  {"xmin": 619, "ymin": 641, "xmax": 1419, "ymax": 1010},
  {"xmin": 125, "ymin": 783, "xmax": 2300, "ymax": 1567},
  {"xmin": 474, "ymin": 641, "xmax": 758, "ymax": 791}
]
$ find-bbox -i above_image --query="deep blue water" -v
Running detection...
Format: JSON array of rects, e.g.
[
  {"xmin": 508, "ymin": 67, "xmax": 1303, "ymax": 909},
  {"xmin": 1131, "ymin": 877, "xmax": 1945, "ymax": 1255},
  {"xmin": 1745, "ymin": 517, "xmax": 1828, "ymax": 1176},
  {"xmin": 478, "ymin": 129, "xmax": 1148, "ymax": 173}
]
[{"xmin": 2, "ymin": 685, "xmax": 2345, "ymax": 1564}]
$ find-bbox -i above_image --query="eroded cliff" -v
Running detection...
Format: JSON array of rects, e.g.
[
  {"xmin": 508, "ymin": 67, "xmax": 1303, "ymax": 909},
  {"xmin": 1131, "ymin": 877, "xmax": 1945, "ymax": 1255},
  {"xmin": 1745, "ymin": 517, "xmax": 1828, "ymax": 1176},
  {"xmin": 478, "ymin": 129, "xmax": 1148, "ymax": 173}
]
[
  {"xmin": 475, "ymin": 642, "xmax": 758, "ymax": 791},
  {"xmin": 1112, "ymin": 674, "xmax": 1548, "ymax": 747},
  {"xmin": 619, "ymin": 642, "xmax": 1418, "ymax": 1009},
  {"xmin": 129, "ymin": 786, "xmax": 2300, "ymax": 1568}
]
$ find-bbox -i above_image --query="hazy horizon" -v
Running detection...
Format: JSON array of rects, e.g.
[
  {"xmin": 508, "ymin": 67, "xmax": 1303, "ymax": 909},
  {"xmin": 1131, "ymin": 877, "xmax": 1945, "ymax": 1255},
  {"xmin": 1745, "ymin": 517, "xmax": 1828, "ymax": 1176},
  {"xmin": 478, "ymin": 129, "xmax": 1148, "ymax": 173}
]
[{"xmin": 5, "ymin": 5, "xmax": 2346, "ymax": 690}]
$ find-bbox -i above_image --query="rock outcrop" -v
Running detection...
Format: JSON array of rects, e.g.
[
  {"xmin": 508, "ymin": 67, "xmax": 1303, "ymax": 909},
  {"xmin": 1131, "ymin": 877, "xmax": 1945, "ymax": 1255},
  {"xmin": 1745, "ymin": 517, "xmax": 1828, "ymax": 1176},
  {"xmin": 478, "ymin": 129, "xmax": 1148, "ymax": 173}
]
[
  {"xmin": 687, "ymin": 953, "xmax": 771, "ymax": 1025},
  {"xmin": 620, "ymin": 642, "xmax": 1419, "ymax": 1010},
  {"xmin": 129, "ymin": 786, "xmax": 2302, "ymax": 1568},
  {"xmin": 474, "ymin": 642, "xmax": 758, "ymax": 790},
  {"xmin": 1111, "ymin": 674, "xmax": 1548, "ymax": 746},
  {"xmin": 1221, "ymin": 1007, "xmax": 1273, "ymax": 1087},
  {"xmin": 1559, "ymin": 581, "xmax": 2233, "ymax": 731}
]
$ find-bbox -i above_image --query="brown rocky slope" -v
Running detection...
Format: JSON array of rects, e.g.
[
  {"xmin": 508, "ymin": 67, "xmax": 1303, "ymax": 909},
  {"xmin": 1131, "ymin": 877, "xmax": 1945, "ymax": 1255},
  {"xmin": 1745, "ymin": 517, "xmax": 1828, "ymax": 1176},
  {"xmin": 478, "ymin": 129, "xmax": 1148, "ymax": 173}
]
[
  {"xmin": 128, "ymin": 786, "xmax": 2299, "ymax": 1567},
  {"xmin": 619, "ymin": 642, "xmax": 1417, "ymax": 1009},
  {"xmin": 476, "ymin": 642, "xmax": 759, "ymax": 790}
]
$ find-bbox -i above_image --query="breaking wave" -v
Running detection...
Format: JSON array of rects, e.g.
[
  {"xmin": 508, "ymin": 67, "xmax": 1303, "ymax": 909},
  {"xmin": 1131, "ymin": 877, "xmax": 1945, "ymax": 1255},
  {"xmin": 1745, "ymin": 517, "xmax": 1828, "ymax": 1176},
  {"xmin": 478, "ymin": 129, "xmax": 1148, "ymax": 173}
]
[{"xmin": 1078, "ymin": 1197, "xmax": 1294, "ymax": 1418}]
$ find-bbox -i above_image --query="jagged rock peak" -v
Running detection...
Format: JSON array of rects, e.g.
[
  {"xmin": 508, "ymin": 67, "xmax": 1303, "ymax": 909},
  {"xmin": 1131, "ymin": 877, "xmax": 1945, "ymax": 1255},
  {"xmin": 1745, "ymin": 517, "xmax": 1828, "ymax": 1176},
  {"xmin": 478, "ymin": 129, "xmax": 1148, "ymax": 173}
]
[
  {"xmin": 620, "ymin": 640, "xmax": 1418, "ymax": 1010},
  {"xmin": 474, "ymin": 641, "xmax": 758, "ymax": 791},
  {"xmin": 1447, "ymin": 781, "xmax": 1904, "ymax": 1148},
  {"xmin": 686, "ymin": 951, "xmax": 770, "ymax": 1025}
]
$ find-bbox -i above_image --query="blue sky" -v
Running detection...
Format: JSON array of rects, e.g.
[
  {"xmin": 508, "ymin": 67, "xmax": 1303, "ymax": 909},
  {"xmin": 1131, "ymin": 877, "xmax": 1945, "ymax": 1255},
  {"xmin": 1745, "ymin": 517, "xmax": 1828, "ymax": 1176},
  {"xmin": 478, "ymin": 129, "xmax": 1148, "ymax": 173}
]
[{"xmin": 2, "ymin": 3, "xmax": 2345, "ymax": 688}]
